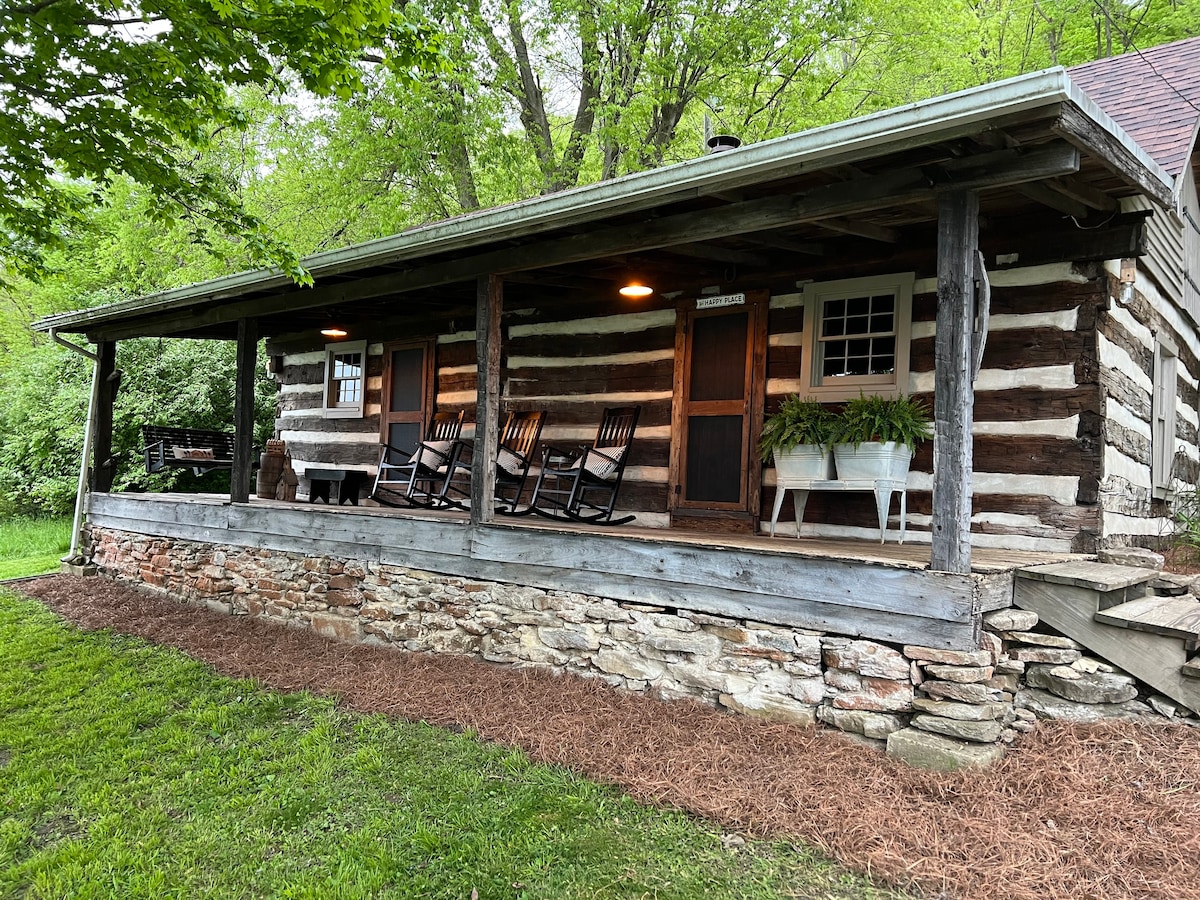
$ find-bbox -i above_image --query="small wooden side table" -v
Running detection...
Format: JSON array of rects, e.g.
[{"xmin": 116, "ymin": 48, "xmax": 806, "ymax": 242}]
[{"xmin": 306, "ymin": 469, "xmax": 368, "ymax": 506}]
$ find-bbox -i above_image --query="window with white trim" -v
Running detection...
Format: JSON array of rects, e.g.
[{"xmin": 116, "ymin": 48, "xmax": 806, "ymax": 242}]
[
  {"xmin": 1152, "ymin": 336, "xmax": 1178, "ymax": 498},
  {"xmin": 802, "ymin": 273, "xmax": 913, "ymax": 399},
  {"xmin": 323, "ymin": 340, "xmax": 368, "ymax": 418}
]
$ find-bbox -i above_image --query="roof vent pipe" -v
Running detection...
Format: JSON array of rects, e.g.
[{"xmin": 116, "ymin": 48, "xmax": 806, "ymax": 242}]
[{"xmin": 706, "ymin": 134, "xmax": 742, "ymax": 153}]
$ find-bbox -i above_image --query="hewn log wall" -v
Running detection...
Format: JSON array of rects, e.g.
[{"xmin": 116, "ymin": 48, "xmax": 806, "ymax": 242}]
[
  {"xmin": 263, "ymin": 251, "xmax": 1196, "ymax": 553},
  {"xmin": 272, "ymin": 345, "xmax": 387, "ymax": 489},
  {"xmin": 266, "ymin": 295, "xmax": 678, "ymax": 516},
  {"xmin": 1097, "ymin": 258, "xmax": 1200, "ymax": 548},
  {"xmin": 765, "ymin": 262, "xmax": 1108, "ymax": 554}
]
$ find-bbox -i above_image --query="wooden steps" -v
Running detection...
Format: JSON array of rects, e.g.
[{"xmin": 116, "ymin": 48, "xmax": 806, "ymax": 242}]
[
  {"xmin": 1016, "ymin": 561, "xmax": 1157, "ymax": 594},
  {"xmin": 1094, "ymin": 596, "xmax": 1200, "ymax": 641},
  {"xmin": 1015, "ymin": 562, "xmax": 1200, "ymax": 715}
]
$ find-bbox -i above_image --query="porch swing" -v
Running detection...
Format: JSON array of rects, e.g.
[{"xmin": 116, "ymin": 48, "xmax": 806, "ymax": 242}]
[{"xmin": 140, "ymin": 338, "xmax": 238, "ymax": 476}]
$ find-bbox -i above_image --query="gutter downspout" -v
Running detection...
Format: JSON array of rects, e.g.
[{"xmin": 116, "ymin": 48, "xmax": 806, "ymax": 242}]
[{"xmin": 51, "ymin": 329, "xmax": 100, "ymax": 563}]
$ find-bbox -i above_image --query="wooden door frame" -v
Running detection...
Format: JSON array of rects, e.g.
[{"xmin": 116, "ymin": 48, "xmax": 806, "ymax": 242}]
[
  {"xmin": 667, "ymin": 289, "xmax": 769, "ymax": 520},
  {"xmin": 379, "ymin": 338, "xmax": 437, "ymax": 445}
]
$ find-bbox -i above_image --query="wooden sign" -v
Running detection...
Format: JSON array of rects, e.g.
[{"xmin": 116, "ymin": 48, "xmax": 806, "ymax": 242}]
[{"xmin": 695, "ymin": 292, "xmax": 746, "ymax": 310}]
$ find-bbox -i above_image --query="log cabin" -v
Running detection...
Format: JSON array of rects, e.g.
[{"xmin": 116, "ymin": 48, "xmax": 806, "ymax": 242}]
[{"xmin": 36, "ymin": 38, "xmax": 1200, "ymax": 766}]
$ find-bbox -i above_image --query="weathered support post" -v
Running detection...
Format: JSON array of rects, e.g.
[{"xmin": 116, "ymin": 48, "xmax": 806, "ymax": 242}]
[
  {"xmin": 92, "ymin": 341, "xmax": 118, "ymax": 493},
  {"xmin": 471, "ymin": 274, "xmax": 502, "ymax": 526},
  {"xmin": 932, "ymin": 190, "xmax": 979, "ymax": 573},
  {"xmin": 231, "ymin": 318, "xmax": 258, "ymax": 504}
]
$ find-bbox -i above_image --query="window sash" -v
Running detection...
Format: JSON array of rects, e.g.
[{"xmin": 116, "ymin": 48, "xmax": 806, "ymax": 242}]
[
  {"xmin": 323, "ymin": 341, "xmax": 368, "ymax": 418},
  {"xmin": 1152, "ymin": 339, "xmax": 1177, "ymax": 496},
  {"xmin": 329, "ymin": 352, "xmax": 364, "ymax": 407},
  {"xmin": 803, "ymin": 274, "xmax": 913, "ymax": 398}
]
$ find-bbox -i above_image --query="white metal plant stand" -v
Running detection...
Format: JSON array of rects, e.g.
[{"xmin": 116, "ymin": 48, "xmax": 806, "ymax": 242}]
[{"xmin": 768, "ymin": 475, "xmax": 907, "ymax": 544}]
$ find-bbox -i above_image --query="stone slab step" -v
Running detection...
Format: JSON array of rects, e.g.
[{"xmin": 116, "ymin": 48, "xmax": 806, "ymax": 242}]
[
  {"xmin": 1017, "ymin": 561, "xmax": 1158, "ymax": 593},
  {"xmin": 1183, "ymin": 658, "xmax": 1200, "ymax": 680},
  {"xmin": 1094, "ymin": 596, "xmax": 1200, "ymax": 641}
]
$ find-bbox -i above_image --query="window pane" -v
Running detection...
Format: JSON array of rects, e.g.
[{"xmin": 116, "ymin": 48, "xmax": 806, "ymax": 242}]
[
  {"xmin": 816, "ymin": 288, "xmax": 900, "ymax": 382},
  {"xmin": 822, "ymin": 317, "xmax": 845, "ymax": 337},
  {"xmin": 846, "ymin": 314, "xmax": 870, "ymax": 334}
]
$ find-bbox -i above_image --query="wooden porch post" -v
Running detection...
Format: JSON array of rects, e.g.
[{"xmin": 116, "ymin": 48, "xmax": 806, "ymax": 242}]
[
  {"xmin": 471, "ymin": 274, "xmax": 502, "ymax": 525},
  {"xmin": 932, "ymin": 190, "xmax": 979, "ymax": 573},
  {"xmin": 231, "ymin": 317, "xmax": 258, "ymax": 504},
  {"xmin": 92, "ymin": 341, "xmax": 117, "ymax": 493}
]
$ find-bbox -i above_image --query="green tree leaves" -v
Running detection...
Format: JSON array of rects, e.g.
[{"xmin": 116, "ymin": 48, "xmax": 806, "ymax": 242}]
[{"xmin": 0, "ymin": 0, "xmax": 440, "ymax": 283}]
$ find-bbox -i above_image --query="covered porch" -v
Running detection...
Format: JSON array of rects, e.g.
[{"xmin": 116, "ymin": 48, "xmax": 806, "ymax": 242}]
[{"xmin": 40, "ymin": 67, "xmax": 1174, "ymax": 583}]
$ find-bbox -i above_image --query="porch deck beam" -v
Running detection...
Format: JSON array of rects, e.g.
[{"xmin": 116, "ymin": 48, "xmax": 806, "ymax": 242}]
[{"xmin": 86, "ymin": 493, "xmax": 994, "ymax": 649}]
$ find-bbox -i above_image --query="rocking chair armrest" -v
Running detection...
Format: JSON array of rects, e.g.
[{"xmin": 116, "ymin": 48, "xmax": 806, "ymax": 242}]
[
  {"xmin": 377, "ymin": 439, "xmax": 412, "ymax": 468},
  {"xmin": 448, "ymin": 439, "xmax": 473, "ymax": 470}
]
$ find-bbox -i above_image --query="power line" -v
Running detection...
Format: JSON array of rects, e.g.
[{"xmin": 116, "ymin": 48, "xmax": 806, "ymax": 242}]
[{"xmin": 1084, "ymin": 0, "xmax": 1200, "ymax": 115}]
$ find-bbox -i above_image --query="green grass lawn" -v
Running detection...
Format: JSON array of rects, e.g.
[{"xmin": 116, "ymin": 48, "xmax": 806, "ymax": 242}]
[
  {"xmin": 0, "ymin": 517, "xmax": 71, "ymax": 580},
  {"xmin": 0, "ymin": 588, "xmax": 897, "ymax": 899}
]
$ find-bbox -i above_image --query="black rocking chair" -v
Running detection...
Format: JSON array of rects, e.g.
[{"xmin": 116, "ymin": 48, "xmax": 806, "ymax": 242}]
[
  {"xmin": 494, "ymin": 410, "xmax": 546, "ymax": 513},
  {"xmin": 524, "ymin": 406, "xmax": 640, "ymax": 525},
  {"xmin": 371, "ymin": 410, "xmax": 466, "ymax": 509},
  {"xmin": 441, "ymin": 409, "xmax": 547, "ymax": 513}
]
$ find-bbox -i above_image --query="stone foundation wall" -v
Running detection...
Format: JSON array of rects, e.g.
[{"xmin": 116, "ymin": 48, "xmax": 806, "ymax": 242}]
[{"xmin": 87, "ymin": 527, "xmax": 1188, "ymax": 769}]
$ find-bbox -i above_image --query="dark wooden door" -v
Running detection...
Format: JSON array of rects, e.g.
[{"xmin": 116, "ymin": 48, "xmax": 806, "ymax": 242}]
[
  {"xmin": 380, "ymin": 340, "xmax": 435, "ymax": 452},
  {"xmin": 669, "ymin": 291, "xmax": 767, "ymax": 528}
]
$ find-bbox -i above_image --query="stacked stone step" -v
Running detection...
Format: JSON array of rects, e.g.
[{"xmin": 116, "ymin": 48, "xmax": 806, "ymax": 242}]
[
  {"xmin": 817, "ymin": 639, "xmax": 914, "ymax": 744},
  {"xmin": 904, "ymin": 643, "xmax": 1013, "ymax": 746},
  {"xmin": 983, "ymin": 607, "xmax": 1159, "ymax": 723}
]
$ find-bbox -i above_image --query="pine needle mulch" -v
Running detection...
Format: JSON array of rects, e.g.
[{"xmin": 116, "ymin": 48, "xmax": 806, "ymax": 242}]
[{"xmin": 17, "ymin": 574, "xmax": 1200, "ymax": 900}]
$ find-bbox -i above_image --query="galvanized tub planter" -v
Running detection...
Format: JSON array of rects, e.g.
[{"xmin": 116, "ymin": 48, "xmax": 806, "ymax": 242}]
[
  {"xmin": 773, "ymin": 445, "xmax": 836, "ymax": 480},
  {"xmin": 832, "ymin": 441, "xmax": 913, "ymax": 482}
]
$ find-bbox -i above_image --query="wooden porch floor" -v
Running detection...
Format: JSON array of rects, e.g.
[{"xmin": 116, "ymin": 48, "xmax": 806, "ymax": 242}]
[{"xmin": 114, "ymin": 492, "xmax": 1082, "ymax": 576}]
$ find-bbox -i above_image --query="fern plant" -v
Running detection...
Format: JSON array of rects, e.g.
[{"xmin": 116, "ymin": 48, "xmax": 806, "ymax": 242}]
[
  {"xmin": 758, "ymin": 396, "xmax": 837, "ymax": 462},
  {"xmin": 830, "ymin": 393, "xmax": 932, "ymax": 452}
]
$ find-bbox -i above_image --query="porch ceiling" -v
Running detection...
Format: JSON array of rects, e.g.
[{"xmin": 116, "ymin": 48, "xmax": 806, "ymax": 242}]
[{"xmin": 35, "ymin": 70, "xmax": 1171, "ymax": 344}]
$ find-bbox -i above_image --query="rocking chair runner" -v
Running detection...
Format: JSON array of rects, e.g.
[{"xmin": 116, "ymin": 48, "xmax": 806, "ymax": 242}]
[
  {"xmin": 371, "ymin": 410, "xmax": 465, "ymax": 508},
  {"xmin": 524, "ymin": 406, "xmax": 640, "ymax": 525}
]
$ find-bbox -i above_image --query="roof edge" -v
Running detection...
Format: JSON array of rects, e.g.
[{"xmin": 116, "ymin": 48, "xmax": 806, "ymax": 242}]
[{"xmin": 34, "ymin": 67, "xmax": 1174, "ymax": 336}]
